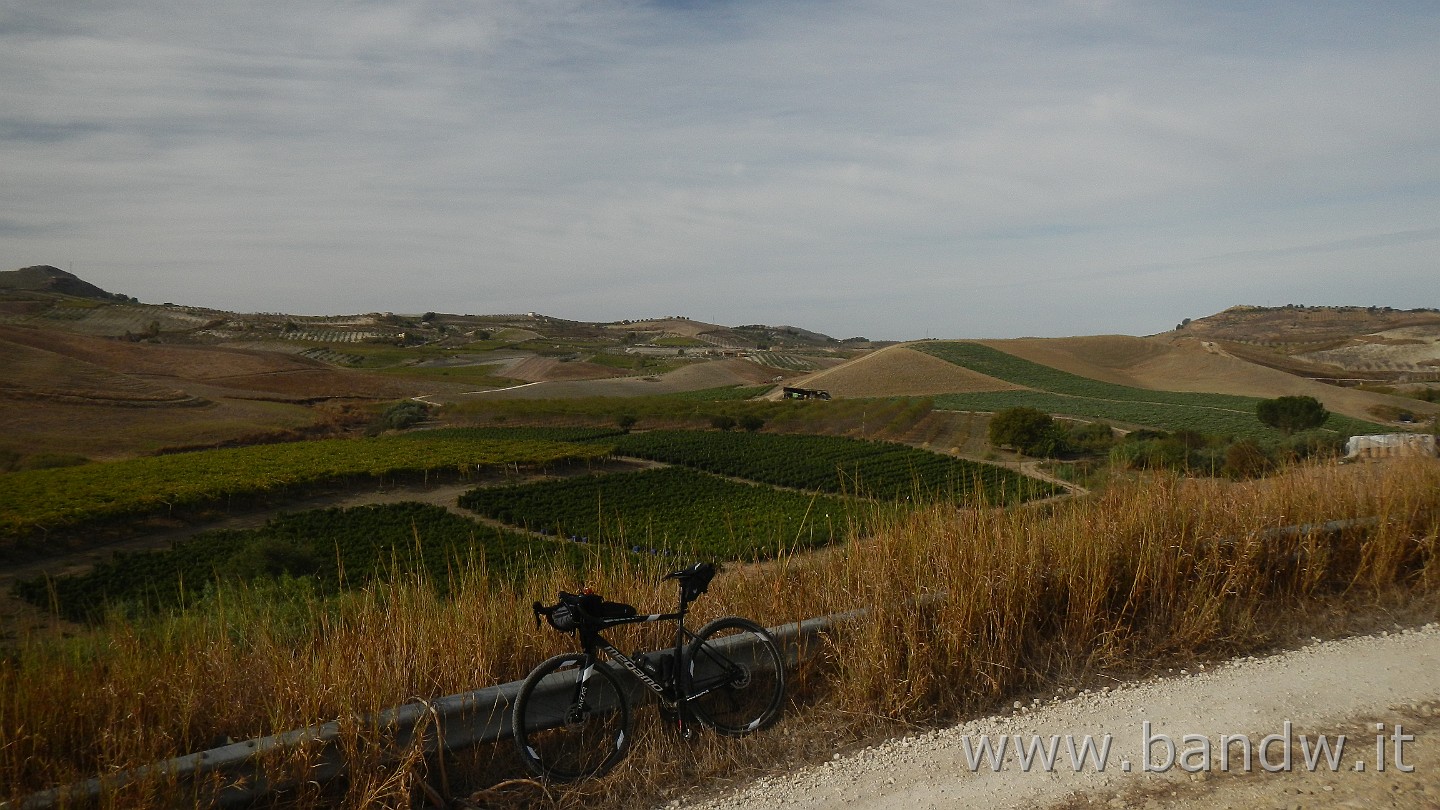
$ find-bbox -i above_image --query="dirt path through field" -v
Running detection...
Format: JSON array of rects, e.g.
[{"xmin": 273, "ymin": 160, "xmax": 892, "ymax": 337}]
[{"xmin": 681, "ymin": 626, "xmax": 1440, "ymax": 809}]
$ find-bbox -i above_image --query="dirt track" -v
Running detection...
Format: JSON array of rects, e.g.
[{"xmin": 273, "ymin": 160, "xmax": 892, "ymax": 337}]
[{"xmin": 681, "ymin": 627, "xmax": 1440, "ymax": 809}]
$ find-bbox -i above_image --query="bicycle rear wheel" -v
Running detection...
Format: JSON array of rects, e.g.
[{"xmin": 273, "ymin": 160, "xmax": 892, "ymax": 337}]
[
  {"xmin": 685, "ymin": 617, "xmax": 785, "ymax": 736},
  {"xmin": 512, "ymin": 652, "xmax": 632, "ymax": 781}
]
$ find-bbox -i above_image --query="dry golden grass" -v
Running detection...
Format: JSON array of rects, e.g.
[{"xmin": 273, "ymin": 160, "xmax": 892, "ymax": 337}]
[
  {"xmin": 3, "ymin": 458, "xmax": 1439, "ymax": 808},
  {"xmin": 790, "ymin": 345, "xmax": 1021, "ymax": 399}
]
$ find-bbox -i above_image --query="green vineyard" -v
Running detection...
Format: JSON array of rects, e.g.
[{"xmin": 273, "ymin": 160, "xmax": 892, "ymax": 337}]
[
  {"xmin": 608, "ymin": 430, "xmax": 1057, "ymax": 504},
  {"xmin": 920, "ymin": 341, "xmax": 1386, "ymax": 439},
  {"xmin": 459, "ymin": 466, "xmax": 869, "ymax": 558},
  {"xmin": 12, "ymin": 503, "xmax": 598, "ymax": 622},
  {"xmin": 0, "ymin": 434, "xmax": 611, "ymax": 539},
  {"xmin": 412, "ymin": 426, "xmax": 628, "ymax": 443}
]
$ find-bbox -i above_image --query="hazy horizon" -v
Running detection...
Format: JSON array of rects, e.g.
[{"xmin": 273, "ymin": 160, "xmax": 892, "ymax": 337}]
[{"xmin": 4, "ymin": 2, "xmax": 1438, "ymax": 340}]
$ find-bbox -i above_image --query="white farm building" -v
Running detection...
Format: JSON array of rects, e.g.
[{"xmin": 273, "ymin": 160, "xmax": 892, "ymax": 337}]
[{"xmin": 1344, "ymin": 433, "xmax": 1438, "ymax": 459}]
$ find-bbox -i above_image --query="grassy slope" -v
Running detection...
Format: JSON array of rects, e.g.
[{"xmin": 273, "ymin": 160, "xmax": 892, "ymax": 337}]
[{"xmin": 920, "ymin": 341, "xmax": 1387, "ymax": 439}]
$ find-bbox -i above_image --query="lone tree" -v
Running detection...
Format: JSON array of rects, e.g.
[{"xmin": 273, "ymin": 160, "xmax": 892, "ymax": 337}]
[
  {"xmin": 988, "ymin": 407, "xmax": 1067, "ymax": 457},
  {"xmin": 1256, "ymin": 395, "xmax": 1329, "ymax": 435}
]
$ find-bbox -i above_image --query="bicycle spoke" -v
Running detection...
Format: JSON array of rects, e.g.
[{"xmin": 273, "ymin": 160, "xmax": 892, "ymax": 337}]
[{"xmin": 513, "ymin": 655, "xmax": 632, "ymax": 781}]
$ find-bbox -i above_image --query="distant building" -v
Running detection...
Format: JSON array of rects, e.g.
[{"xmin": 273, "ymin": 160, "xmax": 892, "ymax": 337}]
[
  {"xmin": 782, "ymin": 386, "xmax": 831, "ymax": 401},
  {"xmin": 1344, "ymin": 434, "xmax": 1437, "ymax": 459}
]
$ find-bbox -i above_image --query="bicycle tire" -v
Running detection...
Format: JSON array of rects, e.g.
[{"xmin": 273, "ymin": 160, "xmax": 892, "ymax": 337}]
[
  {"xmin": 512, "ymin": 652, "xmax": 632, "ymax": 781},
  {"xmin": 685, "ymin": 617, "xmax": 785, "ymax": 737}
]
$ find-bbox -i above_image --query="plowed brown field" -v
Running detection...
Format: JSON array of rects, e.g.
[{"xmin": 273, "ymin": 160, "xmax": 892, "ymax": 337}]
[
  {"xmin": 0, "ymin": 324, "xmax": 319, "ymax": 381},
  {"xmin": 0, "ymin": 339, "xmax": 195, "ymax": 403}
]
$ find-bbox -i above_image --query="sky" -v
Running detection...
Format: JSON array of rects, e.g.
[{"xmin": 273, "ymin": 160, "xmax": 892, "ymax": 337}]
[{"xmin": 3, "ymin": 1, "xmax": 1438, "ymax": 341}]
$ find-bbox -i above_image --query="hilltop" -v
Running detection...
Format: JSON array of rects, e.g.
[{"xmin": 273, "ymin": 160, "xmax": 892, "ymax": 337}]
[
  {"xmin": 0, "ymin": 265, "xmax": 123, "ymax": 303},
  {"xmin": 0, "ymin": 269, "xmax": 863, "ymax": 462},
  {"xmin": 1171, "ymin": 304, "xmax": 1440, "ymax": 384},
  {"xmin": 2, "ymin": 269, "xmax": 1436, "ymax": 466}
]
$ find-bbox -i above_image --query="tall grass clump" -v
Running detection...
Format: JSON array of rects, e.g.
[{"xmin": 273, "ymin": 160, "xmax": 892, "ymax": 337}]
[
  {"xmin": 3, "ymin": 458, "xmax": 1439, "ymax": 808},
  {"xmin": 800, "ymin": 457, "xmax": 1440, "ymax": 730}
]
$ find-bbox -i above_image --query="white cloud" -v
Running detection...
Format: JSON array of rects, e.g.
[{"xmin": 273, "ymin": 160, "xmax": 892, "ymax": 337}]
[{"xmin": 2, "ymin": 1, "xmax": 1437, "ymax": 339}]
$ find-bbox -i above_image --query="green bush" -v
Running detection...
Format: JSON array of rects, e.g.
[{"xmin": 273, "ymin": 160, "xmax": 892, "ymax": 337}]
[
  {"xmin": 1276, "ymin": 430, "xmax": 1346, "ymax": 462},
  {"xmin": 1256, "ymin": 396, "xmax": 1329, "ymax": 435},
  {"xmin": 380, "ymin": 401, "xmax": 430, "ymax": 430},
  {"xmin": 1109, "ymin": 438, "xmax": 1189, "ymax": 471},
  {"xmin": 1223, "ymin": 439, "xmax": 1272, "ymax": 479},
  {"xmin": 989, "ymin": 407, "xmax": 1068, "ymax": 457},
  {"xmin": 1067, "ymin": 422, "xmax": 1116, "ymax": 454}
]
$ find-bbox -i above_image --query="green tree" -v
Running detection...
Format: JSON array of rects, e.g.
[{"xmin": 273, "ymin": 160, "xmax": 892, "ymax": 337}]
[
  {"xmin": 1067, "ymin": 421, "xmax": 1116, "ymax": 454},
  {"xmin": 379, "ymin": 401, "xmax": 429, "ymax": 430},
  {"xmin": 989, "ymin": 407, "xmax": 1068, "ymax": 457},
  {"xmin": 616, "ymin": 413, "xmax": 638, "ymax": 433},
  {"xmin": 709, "ymin": 414, "xmax": 737, "ymax": 431},
  {"xmin": 1256, "ymin": 396, "xmax": 1329, "ymax": 435},
  {"xmin": 738, "ymin": 414, "xmax": 766, "ymax": 432}
]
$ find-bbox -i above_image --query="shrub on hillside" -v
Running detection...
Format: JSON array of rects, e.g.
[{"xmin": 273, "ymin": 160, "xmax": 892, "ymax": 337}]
[
  {"xmin": 1109, "ymin": 436, "xmax": 1189, "ymax": 472},
  {"xmin": 738, "ymin": 414, "xmax": 766, "ymax": 432},
  {"xmin": 1275, "ymin": 430, "xmax": 1346, "ymax": 463},
  {"xmin": 1256, "ymin": 395, "xmax": 1329, "ymax": 435},
  {"xmin": 989, "ymin": 407, "xmax": 1068, "ymax": 457},
  {"xmin": 379, "ymin": 401, "xmax": 429, "ymax": 431},
  {"xmin": 1067, "ymin": 421, "xmax": 1116, "ymax": 454},
  {"xmin": 1223, "ymin": 439, "xmax": 1272, "ymax": 479}
]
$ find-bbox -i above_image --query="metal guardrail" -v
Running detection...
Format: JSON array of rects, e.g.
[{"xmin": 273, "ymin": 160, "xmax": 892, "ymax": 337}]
[{"xmin": 13, "ymin": 611, "xmax": 856, "ymax": 809}]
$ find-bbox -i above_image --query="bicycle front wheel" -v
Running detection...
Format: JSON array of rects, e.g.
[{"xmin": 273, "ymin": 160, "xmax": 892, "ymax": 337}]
[
  {"xmin": 512, "ymin": 653, "xmax": 632, "ymax": 781},
  {"xmin": 685, "ymin": 617, "xmax": 785, "ymax": 737}
]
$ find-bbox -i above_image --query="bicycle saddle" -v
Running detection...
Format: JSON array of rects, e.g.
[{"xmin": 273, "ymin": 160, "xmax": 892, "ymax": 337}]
[{"xmin": 665, "ymin": 562, "xmax": 717, "ymax": 602}]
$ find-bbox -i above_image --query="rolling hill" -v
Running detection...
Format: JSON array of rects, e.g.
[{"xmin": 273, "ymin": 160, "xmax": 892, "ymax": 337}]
[{"xmin": 3, "ymin": 265, "xmax": 1436, "ymax": 462}]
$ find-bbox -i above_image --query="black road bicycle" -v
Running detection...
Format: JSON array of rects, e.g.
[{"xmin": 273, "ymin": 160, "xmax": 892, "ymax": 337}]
[{"xmin": 514, "ymin": 562, "xmax": 785, "ymax": 781}]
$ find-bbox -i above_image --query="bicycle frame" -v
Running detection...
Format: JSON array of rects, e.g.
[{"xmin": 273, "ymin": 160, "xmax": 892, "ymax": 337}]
[
  {"xmin": 516, "ymin": 566, "xmax": 784, "ymax": 781},
  {"xmin": 568, "ymin": 599, "xmax": 721, "ymax": 734}
]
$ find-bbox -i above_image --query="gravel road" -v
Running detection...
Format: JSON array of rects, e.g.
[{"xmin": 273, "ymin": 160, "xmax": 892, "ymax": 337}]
[{"xmin": 677, "ymin": 625, "xmax": 1440, "ymax": 809}]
